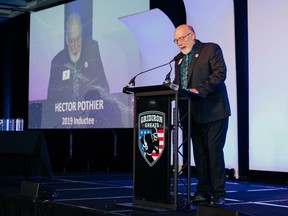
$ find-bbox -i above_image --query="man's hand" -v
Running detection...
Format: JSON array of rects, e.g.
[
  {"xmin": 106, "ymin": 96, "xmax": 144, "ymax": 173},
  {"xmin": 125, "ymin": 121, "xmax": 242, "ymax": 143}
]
[{"xmin": 189, "ymin": 88, "xmax": 199, "ymax": 94}]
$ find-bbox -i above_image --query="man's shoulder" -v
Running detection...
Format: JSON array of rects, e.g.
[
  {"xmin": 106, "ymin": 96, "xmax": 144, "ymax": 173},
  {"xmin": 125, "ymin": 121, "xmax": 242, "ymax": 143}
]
[
  {"xmin": 200, "ymin": 41, "xmax": 221, "ymax": 49},
  {"xmin": 82, "ymin": 39, "xmax": 101, "ymax": 57},
  {"xmin": 83, "ymin": 39, "xmax": 99, "ymax": 49},
  {"xmin": 51, "ymin": 48, "xmax": 68, "ymax": 63},
  {"xmin": 197, "ymin": 41, "xmax": 222, "ymax": 54}
]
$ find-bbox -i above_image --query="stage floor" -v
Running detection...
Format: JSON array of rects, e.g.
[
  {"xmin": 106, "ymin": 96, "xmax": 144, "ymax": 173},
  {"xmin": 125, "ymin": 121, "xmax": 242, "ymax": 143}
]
[{"xmin": 0, "ymin": 172, "xmax": 288, "ymax": 216}]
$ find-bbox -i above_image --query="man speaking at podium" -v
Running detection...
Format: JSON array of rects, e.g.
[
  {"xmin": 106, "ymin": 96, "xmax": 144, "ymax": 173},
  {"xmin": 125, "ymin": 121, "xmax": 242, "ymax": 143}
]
[
  {"xmin": 43, "ymin": 13, "xmax": 122, "ymax": 128},
  {"xmin": 47, "ymin": 13, "xmax": 110, "ymax": 102},
  {"xmin": 173, "ymin": 24, "xmax": 231, "ymax": 206}
]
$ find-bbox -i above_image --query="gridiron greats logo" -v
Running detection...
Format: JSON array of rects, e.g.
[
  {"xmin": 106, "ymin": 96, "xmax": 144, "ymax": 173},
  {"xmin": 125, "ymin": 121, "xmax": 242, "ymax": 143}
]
[{"xmin": 138, "ymin": 111, "xmax": 165, "ymax": 167}]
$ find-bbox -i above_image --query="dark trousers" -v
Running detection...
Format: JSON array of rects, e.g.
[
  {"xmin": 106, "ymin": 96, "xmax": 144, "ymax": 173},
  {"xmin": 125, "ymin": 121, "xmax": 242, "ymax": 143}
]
[{"xmin": 191, "ymin": 117, "xmax": 229, "ymax": 197}]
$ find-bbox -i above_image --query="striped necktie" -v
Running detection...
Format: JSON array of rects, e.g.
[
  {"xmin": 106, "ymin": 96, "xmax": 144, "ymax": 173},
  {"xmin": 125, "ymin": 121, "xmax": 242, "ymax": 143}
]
[
  {"xmin": 181, "ymin": 54, "xmax": 189, "ymax": 88},
  {"xmin": 72, "ymin": 65, "xmax": 80, "ymax": 98}
]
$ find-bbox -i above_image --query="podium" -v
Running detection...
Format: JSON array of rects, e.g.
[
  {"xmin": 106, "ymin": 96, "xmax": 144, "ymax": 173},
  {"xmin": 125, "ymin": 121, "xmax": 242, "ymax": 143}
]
[{"xmin": 124, "ymin": 84, "xmax": 202, "ymax": 210}]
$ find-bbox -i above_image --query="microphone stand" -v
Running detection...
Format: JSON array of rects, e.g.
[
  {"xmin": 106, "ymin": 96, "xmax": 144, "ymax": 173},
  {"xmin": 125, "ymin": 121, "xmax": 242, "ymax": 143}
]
[
  {"xmin": 123, "ymin": 59, "xmax": 175, "ymax": 94},
  {"xmin": 163, "ymin": 63, "xmax": 172, "ymax": 85}
]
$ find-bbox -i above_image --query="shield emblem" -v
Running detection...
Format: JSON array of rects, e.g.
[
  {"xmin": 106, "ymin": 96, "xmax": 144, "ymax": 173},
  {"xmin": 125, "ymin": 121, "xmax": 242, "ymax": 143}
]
[{"xmin": 138, "ymin": 111, "xmax": 165, "ymax": 167}]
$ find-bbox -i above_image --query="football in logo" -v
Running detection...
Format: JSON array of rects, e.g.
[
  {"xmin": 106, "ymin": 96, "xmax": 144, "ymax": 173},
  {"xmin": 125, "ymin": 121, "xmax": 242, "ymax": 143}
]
[{"xmin": 138, "ymin": 111, "xmax": 165, "ymax": 167}]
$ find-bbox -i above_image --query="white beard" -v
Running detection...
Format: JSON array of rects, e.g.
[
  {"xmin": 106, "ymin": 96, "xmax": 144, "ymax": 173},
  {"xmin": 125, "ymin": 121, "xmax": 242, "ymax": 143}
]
[{"xmin": 69, "ymin": 50, "xmax": 81, "ymax": 63}]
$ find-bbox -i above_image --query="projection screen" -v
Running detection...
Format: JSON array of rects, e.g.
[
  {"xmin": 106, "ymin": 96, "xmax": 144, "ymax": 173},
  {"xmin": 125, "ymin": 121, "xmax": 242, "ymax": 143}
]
[
  {"xmin": 182, "ymin": 0, "xmax": 238, "ymax": 171},
  {"xmin": 248, "ymin": 0, "xmax": 288, "ymax": 172},
  {"xmin": 28, "ymin": 0, "xmax": 149, "ymax": 129}
]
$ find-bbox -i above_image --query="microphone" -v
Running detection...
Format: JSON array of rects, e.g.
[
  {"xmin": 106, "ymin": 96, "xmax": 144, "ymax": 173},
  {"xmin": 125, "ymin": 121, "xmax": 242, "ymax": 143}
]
[
  {"xmin": 162, "ymin": 65, "xmax": 172, "ymax": 85},
  {"xmin": 123, "ymin": 56, "xmax": 178, "ymax": 94},
  {"xmin": 163, "ymin": 53, "xmax": 184, "ymax": 85}
]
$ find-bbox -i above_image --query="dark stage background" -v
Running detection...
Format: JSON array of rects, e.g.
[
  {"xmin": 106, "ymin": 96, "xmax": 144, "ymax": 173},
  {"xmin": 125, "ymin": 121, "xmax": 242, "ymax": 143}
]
[{"xmin": 0, "ymin": 0, "xmax": 283, "ymax": 183}]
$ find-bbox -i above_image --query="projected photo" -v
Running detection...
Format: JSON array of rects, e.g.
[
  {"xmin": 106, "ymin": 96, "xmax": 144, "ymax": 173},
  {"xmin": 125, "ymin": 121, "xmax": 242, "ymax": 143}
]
[{"xmin": 28, "ymin": 0, "xmax": 149, "ymax": 129}]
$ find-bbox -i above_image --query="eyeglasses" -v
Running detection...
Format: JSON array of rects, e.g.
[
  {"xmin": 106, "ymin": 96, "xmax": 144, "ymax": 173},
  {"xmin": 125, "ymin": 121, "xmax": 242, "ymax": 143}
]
[
  {"xmin": 68, "ymin": 35, "xmax": 82, "ymax": 45},
  {"xmin": 173, "ymin": 32, "xmax": 192, "ymax": 44}
]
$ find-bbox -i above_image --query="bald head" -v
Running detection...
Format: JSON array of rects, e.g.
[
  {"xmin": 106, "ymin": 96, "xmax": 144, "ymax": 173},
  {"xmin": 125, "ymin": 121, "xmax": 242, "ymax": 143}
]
[
  {"xmin": 174, "ymin": 24, "xmax": 196, "ymax": 54},
  {"xmin": 66, "ymin": 13, "xmax": 82, "ymax": 63},
  {"xmin": 176, "ymin": 24, "xmax": 195, "ymax": 34},
  {"xmin": 66, "ymin": 13, "xmax": 82, "ymax": 37}
]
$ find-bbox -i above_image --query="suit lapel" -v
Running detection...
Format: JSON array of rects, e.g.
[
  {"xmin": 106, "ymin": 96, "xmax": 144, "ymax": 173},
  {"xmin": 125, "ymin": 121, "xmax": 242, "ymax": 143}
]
[
  {"xmin": 175, "ymin": 54, "xmax": 184, "ymax": 85},
  {"xmin": 187, "ymin": 41, "xmax": 203, "ymax": 85}
]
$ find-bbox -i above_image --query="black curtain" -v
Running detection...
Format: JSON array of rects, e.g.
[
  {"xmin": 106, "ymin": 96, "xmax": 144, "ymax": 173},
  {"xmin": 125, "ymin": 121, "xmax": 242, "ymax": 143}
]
[
  {"xmin": 150, "ymin": 0, "xmax": 186, "ymax": 27},
  {"xmin": 0, "ymin": 13, "xmax": 29, "ymax": 125},
  {"xmin": 234, "ymin": 0, "xmax": 249, "ymax": 179}
]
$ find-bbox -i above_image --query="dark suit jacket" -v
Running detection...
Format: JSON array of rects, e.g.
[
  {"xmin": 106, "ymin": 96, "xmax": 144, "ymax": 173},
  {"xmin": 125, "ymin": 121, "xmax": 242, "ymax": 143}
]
[
  {"xmin": 47, "ymin": 39, "xmax": 109, "ymax": 102},
  {"xmin": 173, "ymin": 40, "xmax": 231, "ymax": 124}
]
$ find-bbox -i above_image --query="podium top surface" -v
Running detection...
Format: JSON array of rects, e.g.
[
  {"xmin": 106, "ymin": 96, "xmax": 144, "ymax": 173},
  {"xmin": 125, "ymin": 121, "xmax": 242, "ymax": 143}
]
[
  {"xmin": 125, "ymin": 84, "xmax": 173, "ymax": 93},
  {"xmin": 123, "ymin": 84, "xmax": 204, "ymax": 98}
]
